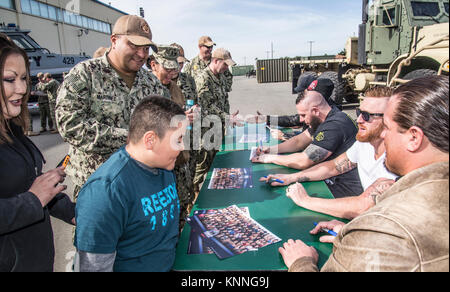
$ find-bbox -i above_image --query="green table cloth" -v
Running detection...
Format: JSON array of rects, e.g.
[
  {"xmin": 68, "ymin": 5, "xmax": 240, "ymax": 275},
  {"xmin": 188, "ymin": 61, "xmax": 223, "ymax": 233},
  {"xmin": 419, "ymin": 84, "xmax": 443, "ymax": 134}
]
[{"xmin": 173, "ymin": 150, "xmax": 341, "ymax": 271}]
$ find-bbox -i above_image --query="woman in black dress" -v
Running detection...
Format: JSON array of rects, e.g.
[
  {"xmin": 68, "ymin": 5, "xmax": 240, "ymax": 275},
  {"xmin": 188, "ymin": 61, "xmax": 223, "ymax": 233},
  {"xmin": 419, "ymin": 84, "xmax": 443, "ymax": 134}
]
[{"xmin": 0, "ymin": 33, "xmax": 75, "ymax": 272}]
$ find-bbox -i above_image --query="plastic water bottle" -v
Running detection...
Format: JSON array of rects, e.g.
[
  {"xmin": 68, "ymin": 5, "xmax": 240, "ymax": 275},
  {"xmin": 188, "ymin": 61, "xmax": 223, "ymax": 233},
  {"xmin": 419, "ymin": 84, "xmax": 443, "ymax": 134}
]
[{"xmin": 186, "ymin": 99, "xmax": 194, "ymax": 130}]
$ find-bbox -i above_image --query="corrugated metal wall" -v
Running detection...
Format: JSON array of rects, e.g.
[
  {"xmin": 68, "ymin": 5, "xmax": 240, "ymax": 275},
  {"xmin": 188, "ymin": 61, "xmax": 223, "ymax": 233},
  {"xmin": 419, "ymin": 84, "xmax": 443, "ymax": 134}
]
[
  {"xmin": 256, "ymin": 59, "xmax": 289, "ymax": 83},
  {"xmin": 231, "ymin": 65, "xmax": 255, "ymax": 76}
]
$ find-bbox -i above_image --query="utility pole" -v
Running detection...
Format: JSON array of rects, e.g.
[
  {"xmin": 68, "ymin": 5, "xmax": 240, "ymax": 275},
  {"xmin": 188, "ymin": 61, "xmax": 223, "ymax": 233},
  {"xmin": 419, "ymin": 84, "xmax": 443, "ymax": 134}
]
[
  {"xmin": 271, "ymin": 42, "xmax": 274, "ymax": 59},
  {"xmin": 265, "ymin": 51, "xmax": 270, "ymax": 59},
  {"xmin": 307, "ymin": 41, "xmax": 315, "ymax": 59}
]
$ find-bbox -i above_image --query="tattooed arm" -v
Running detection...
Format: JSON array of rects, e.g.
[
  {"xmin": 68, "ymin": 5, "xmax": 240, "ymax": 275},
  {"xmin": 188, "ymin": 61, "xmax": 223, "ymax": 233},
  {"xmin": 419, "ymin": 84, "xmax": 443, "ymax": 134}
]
[
  {"xmin": 261, "ymin": 152, "xmax": 358, "ymax": 186},
  {"xmin": 253, "ymin": 143, "xmax": 333, "ymax": 170},
  {"xmin": 285, "ymin": 177, "xmax": 395, "ymax": 220}
]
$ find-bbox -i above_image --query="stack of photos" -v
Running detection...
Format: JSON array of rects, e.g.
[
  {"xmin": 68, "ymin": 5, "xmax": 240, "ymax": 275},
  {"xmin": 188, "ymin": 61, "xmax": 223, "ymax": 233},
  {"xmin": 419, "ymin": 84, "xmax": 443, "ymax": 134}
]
[
  {"xmin": 208, "ymin": 168, "xmax": 254, "ymax": 190},
  {"xmin": 186, "ymin": 205, "xmax": 281, "ymax": 259}
]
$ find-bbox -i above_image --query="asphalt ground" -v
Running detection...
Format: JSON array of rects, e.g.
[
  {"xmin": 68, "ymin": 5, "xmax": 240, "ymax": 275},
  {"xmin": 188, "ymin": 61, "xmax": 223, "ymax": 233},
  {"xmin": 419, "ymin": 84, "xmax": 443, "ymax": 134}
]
[{"xmin": 29, "ymin": 75, "xmax": 358, "ymax": 272}]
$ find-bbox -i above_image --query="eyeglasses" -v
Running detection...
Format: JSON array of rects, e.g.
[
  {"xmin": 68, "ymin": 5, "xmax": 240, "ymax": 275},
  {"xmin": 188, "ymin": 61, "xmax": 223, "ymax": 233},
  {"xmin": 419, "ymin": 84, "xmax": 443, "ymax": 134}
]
[
  {"xmin": 202, "ymin": 45, "xmax": 214, "ymax": 50},
  {"xmin": 356, "ymin": 108, "xmax": 384, "ymax": 122}
]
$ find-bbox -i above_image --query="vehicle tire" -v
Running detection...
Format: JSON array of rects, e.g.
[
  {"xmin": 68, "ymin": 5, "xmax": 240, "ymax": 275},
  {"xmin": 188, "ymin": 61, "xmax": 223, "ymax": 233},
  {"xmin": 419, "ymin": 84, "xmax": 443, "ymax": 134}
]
[
  {"xmin": 403, "ymin": 69, "xmax": 437, "ymax": 80},
  {"xmin": 318, "ymin": 71, "xmax": 346, "ymax": 104}
]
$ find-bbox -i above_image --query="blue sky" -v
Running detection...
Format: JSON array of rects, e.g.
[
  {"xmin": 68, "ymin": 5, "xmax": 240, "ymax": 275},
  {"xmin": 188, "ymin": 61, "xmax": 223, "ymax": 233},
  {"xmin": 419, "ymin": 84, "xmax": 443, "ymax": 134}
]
[{"xmin": 102, "ymin": 0, "xmax": 363, "ymax": 66}]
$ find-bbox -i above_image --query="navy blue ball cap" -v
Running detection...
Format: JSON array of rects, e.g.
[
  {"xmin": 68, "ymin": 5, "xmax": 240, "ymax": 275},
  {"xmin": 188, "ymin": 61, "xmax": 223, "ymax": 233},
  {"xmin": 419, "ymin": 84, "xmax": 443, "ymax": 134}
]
[
  {"xmin": 306, "ymin": 78, "xmax": 334, "ymax": 101},
  {"xmin": 294, "ymin": 74, "xmax": 317, "ymax": 93}
]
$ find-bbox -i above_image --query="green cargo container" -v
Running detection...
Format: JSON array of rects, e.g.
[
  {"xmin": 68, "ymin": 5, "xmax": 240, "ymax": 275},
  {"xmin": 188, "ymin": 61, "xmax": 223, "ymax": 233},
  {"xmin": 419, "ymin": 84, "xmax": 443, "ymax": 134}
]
[
  {"xmin": 256, "ymin": 59, "xmax": 289, "ymax": 83},
  {"xmin": 231, "ymin": 65, "xmax": 255, "ymax": 76}
]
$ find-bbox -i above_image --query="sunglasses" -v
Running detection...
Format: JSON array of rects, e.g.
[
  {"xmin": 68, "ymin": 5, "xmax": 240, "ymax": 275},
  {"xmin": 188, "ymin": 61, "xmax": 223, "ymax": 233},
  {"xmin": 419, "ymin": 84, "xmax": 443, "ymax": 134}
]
[{"xmin": 356, "ymin": 108, "xmax": 384, "ymax": 122}]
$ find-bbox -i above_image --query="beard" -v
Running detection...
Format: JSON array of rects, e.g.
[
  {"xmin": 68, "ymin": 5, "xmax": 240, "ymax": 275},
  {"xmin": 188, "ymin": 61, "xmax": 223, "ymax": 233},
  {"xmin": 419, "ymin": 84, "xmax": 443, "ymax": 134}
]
[
  {"xmin": 356, "ymin": 122, "xmax": 384, "ymax": 143},
  {"xmin": 309, "ymin": 115, "xmax": 322, "ymax": 133}
]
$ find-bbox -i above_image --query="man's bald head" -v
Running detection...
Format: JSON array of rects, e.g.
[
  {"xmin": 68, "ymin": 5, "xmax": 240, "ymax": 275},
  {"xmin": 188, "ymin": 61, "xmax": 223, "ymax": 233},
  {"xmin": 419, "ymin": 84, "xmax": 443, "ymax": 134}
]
[
  {"xmin": 295, "ymin": 90, "xmax": 333, "ymax": 132},
  {"xmin": 296, "ymin": 90, "xmax": 330, "ymax": 110}
]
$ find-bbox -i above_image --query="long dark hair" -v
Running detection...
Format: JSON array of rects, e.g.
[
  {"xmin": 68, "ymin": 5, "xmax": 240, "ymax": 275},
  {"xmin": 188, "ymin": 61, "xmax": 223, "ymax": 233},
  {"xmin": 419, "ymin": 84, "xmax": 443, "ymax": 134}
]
[{"xmin": 0, "ymin": 33, "xmax": 31, "ymax": 143}]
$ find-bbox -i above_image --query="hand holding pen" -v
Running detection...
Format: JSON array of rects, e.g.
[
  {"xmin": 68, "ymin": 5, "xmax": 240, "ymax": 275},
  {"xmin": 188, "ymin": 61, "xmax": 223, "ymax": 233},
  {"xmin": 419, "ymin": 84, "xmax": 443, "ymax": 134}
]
[
  {"xmin": 310, "ymin": 220, "xmax": 345, "ymax": 243},
  {"xmin": 259, "ymin": 173, "xmax": 296, "ymax": 186}
]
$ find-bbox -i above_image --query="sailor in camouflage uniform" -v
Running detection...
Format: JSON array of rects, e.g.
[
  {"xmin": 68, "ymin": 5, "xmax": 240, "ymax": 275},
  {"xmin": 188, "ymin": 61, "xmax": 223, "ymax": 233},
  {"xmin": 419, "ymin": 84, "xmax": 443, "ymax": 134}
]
[
  {"xmin": 41, "ymin": 73, "xmax": 60, "ymax": 134},
  {"xmin": 148, "ymin": 44, "xmax": 197, "ymax": 231},
  {"xmin": 184, "ymin": 36, "xmax": 233, "ymax": 93},
  {"xmin": 35, "ymin": 72, "xmax": 54, "ymax": 132},
  {"xmin": 170, "ymin": 43, "xmax": 200, "ymax": 188},
  {"xmin": 56, "ymin": 15, "xmax": 167, "ymax": 200},
  {"xmin": 170, "ymin": 43, "xmax": 198, "ymax": 103},
  {"xmin": 193, "ymin": 48, "xmax": 237, "ymax": 193}
]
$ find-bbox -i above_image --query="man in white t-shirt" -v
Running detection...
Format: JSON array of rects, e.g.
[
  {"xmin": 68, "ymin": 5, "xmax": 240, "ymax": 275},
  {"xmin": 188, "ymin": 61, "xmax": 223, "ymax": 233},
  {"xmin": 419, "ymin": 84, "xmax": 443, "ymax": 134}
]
[{"xmin": 261, "ymin": 87, "xmax": 397, "ymax": 220}]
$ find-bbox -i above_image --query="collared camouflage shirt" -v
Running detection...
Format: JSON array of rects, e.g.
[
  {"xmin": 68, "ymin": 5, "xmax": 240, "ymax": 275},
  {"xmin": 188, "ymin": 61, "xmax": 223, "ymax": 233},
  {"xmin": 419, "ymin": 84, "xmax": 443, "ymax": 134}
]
[
  {"xmin": 56, "ymin": 53, "xmax": 168, "ymax": 188},
  {"xmin": 184, "ymin": 55, "xmax": 233, "ymax": 93},
  {"xmin": 194, "ymin": 66, "xmax": 230, "ymax": 124},
  {"xmin": 176, "ymin": 72, "xmax": 197, "ymax": 102},
  {"xmin": 41, "ymin": 79, "xmax": 61, "ymax": 103}
]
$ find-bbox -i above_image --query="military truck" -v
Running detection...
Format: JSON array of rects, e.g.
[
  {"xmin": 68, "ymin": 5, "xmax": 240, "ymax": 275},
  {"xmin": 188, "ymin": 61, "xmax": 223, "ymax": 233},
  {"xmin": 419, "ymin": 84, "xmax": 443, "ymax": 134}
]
[
  {"xmin": 290, "ymin": 0, "xmax": 449, "ymax": 104},
  {"xmin": 0, "ymin": 23, "xmax": 90, "ymax": 112}
]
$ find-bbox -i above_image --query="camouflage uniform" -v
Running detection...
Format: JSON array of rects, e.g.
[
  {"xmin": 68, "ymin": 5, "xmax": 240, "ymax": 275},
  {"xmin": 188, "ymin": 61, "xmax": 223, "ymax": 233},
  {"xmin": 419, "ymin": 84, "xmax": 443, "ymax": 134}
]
[
  {"xmin": 184, "ymin": 55, "xmax": 233, "ymax": 193},
  {"xmin": 153, "ymin": 44, "xmax": 196, "ymax": 231},
  {"xmin": 176, "ymin": 72, "xmax": 197, "ymax": 102},
  {"xmin": 222, "ymin": 69, "xmax": 233, "ymax": 93},
  {"xmin": 184, "ymin": 55, "xmax": 233, "ymax": 93},
  {"xmin": 193, "ymin": 66, "xmax": 230, "ymax": 191},
  {"xmin": 166, "ymin": 80, "xmax": 196, "ymax": 231},
  {"xmin": 56, "ymin": 53, "xmax": 168, "ymax": 200},
  {"xmin": 35, "ymin": 82, "xmax": 53, "ymax": 131},
  {"xmin": 40, "ymin": 79, "xmax": 60, "ymax": 129}
]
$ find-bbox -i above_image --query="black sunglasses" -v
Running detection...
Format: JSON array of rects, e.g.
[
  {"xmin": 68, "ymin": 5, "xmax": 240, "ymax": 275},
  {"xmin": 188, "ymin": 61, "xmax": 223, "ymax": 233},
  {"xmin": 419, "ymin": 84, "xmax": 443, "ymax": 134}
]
[{"xmin": 356, "ymin": 108, "xmax": 384, "ymax": 122}]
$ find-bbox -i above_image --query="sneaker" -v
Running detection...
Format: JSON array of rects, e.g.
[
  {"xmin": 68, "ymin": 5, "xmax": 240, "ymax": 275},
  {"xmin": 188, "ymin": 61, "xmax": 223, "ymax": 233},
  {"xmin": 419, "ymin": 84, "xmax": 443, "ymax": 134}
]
[
  {"xmin": 50, "ymin": 129, "xmax": 59, "ymax": 134},
  {"xmin": 40, "ymin": 128, "xmax": 47, "ymax": 133}
]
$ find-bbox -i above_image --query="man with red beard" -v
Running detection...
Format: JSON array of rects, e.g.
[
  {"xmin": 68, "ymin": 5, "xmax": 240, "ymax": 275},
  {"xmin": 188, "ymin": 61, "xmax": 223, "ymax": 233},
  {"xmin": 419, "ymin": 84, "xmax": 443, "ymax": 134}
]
[
  {"xmin": 262, "ymin": 86, "xmax": 397, "ymax": 219},
  {"xmin": 279, "ymin": 75, "xmax": 448, "ymax": 272}
]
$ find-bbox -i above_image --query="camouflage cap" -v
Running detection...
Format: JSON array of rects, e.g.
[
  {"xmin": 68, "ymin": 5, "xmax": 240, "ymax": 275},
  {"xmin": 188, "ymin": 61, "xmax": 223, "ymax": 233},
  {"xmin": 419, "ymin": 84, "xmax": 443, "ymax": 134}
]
[
  {"xmin": 212, "ymin": 48, "xmax": 236, "ymax": 67},
  {"xmin": 112, "ymin": 15, "xmax": 157, "ymax": 52},
  {"xmin": 170, "ymin": 43, "xmax": 189, "ymax": 63},
  {"xmin": 152, "ymin": 45, "xmax": 180, "ymax": 70},
  {"xmin": 198, "ymin": 36, "xmax": 216, "ymax": 47}
]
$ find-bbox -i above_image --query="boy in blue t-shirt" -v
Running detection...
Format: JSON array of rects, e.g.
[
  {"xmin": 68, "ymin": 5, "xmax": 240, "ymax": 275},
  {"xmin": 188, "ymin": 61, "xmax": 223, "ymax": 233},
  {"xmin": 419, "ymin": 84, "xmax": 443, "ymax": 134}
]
[{"xmin": 74, "ymin": 96, "xmax": 188, "ymax": 272}]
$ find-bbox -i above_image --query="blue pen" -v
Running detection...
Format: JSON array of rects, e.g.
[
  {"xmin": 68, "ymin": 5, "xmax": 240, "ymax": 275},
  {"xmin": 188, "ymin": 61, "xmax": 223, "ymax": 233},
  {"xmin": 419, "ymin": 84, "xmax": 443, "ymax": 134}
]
[
  {"xmin": 313, "ymin": 222, "xmax": 338, "ymax": 237},
  {"xmin": 263, "ymin": 176, "xmax": 284, "ymax": 184}
]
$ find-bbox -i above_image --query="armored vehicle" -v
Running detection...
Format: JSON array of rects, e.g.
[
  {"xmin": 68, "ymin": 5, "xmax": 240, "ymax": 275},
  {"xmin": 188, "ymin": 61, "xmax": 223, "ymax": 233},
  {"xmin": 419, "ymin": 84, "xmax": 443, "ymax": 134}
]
[
  {"xmin": 1, "ymin": 23, "xmax": 90, "ymax": 112},
  {"xmin": 291, "ymin": 0, "xmax": 449, "ymax": 104}
]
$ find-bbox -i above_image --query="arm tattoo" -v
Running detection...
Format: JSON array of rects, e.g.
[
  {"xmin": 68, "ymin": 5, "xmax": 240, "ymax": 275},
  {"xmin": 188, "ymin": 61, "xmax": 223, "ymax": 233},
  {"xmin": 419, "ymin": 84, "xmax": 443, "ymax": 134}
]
[
  {"xmin": 304, "ymin": 144, "xmax": 331, "ymax": 163},
  {"xmin": 334, "ymin": 157, "xmax": 357, "ymax": 174},
  {"xmin": 297, "ymin": 176, "xmax": 310, "ymax": 183}
]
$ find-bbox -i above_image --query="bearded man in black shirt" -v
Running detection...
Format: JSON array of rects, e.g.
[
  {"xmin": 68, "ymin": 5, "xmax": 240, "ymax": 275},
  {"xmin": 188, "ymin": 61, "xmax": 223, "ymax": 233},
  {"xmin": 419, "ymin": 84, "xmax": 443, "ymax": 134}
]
[{"xmin": 253, "ymin": 79, "xmax": 363, "ymax": 198}]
